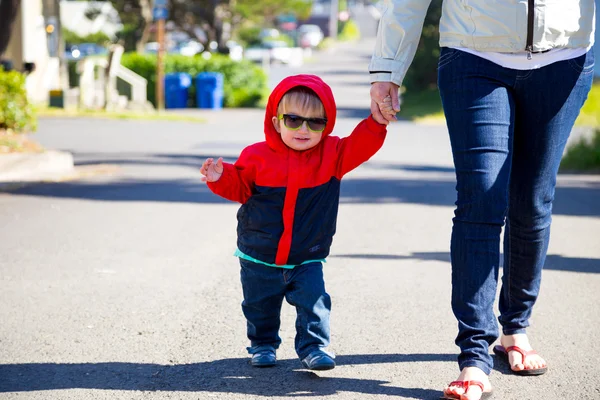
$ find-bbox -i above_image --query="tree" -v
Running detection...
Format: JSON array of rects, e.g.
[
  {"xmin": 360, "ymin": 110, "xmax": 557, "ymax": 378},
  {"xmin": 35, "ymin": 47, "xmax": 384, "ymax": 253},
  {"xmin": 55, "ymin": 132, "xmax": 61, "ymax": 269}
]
[
  {"xmin": 113, "ymin": 0, "xmax": 314, "ymax": 53},
  {"xmin": 403, "ymin": 0, "xmax": 442, "ymax": 91},
  {"xmin": 111, "ymin": 0, "xmax": 152, "ymax": 52},
  {"xmin": 232, "ymin": 0, "xmax": 312, "ymax": 27},
  {"xmin": 169, "ymin": 0, "xmax": 225, "ymax": 45},
  {"xmin": 0, "ymin": 0, "xmax": 21, "ymax": 57},
  {"xmin": 169, "ymin": 0, "xmax": 313, "ymax": 50}
]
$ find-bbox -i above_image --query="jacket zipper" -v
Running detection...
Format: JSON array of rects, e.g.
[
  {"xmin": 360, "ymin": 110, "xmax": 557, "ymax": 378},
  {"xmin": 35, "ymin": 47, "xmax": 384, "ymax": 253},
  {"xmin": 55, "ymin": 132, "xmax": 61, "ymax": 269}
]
[{"xmin": 526, "ymin": 0, "xmax": 534, "ymax": 59}]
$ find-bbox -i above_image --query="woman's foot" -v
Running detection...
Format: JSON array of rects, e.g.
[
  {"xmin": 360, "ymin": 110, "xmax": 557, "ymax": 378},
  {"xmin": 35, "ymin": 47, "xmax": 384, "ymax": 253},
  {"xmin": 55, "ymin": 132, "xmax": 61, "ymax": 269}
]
[
  {"xmin": 499, "ymin": 333, "xmax": 547, "ymax": 373},
  {"xmin": 443, "ymin": 367, "xmax": 492, "ymax": 400}
]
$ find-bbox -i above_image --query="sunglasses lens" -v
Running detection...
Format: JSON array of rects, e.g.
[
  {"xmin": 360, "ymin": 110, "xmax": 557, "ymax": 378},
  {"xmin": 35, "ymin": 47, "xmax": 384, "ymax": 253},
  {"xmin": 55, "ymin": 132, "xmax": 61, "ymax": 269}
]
[
  {"xmin": 282, "ymin": 114, "xmax": 327, "ymax": 132},
  {"xmin": 284, "ymin": 115, "xmax": 304, "ymax": 129},
  {"xmin": 307, "ymin": 119, "xmax": 327, "ymax": 132}
]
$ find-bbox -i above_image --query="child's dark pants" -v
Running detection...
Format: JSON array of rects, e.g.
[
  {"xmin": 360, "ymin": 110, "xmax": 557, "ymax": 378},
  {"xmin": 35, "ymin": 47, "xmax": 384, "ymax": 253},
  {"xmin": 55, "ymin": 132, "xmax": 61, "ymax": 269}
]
[{"xmin": 240, "ymin": 259, "xmax": 331, "ymax": 360}]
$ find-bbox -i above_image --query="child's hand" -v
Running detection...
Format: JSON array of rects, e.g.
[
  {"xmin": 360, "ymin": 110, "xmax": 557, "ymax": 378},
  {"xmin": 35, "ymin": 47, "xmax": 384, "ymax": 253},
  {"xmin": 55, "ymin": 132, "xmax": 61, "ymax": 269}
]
[
  {"xmin": 200, "ymin": 157, "xmax": 224, "ymax": 182},
  {"xmin": 378, "ymin": 95, "xmax": 397, "ymax": 119}
]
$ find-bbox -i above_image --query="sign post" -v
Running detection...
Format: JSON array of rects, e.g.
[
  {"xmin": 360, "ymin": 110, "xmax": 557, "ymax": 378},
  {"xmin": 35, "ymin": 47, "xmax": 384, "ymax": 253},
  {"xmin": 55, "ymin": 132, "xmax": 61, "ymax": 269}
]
[{"xmin": 153, "ymin": 0, "xmax": 169, "ymax": 110}]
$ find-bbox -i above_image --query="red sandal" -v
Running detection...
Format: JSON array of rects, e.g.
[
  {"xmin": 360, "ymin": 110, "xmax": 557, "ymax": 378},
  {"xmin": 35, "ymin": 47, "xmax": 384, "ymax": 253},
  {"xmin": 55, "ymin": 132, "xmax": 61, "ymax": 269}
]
[
  {"xmin": 441, "ymin": 380, "xmax": 493, "ymax": 399},
  {"xmin": 493, "ymin": 345, "xmax": 548, "ymax": 376}
]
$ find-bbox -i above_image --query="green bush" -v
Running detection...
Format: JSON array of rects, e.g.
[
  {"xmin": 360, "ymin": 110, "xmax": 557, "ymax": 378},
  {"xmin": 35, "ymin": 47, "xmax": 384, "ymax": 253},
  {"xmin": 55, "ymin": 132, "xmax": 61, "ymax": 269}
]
[
  {"xmin": 236, "ymin": 26, "xmax": 262, "ymax": 48},
  {"xmin": 67, "ymin": 60, "xmax": 79, "ymax": 88},
  {"xmin": 338, "ymin": 19, "xmax": 360, "ymax": 41},
  {"xmin": 264, "ymin": 33, "xmax": 295, "ymax": 47},
  {"xmin": 63, "ymin": 28, "xmax": 111, "ymax": 46},
  {"xmin": 0, "ymin": 68, "xmax": 37, "ymax": 133},
  {"xmin": 560, "ymin": 129, "xmax": 600, "ymax": 172},
  {"xmin": 403, "ymin": 1, "xmax": 442, "ymax": 91},
  {"xmin": 115, "ymin": 23, "xmax": 139, "ymax": 52},
  {"xmin": 120, "ymin": 53, "xmax": 268, "ymax": 108},
  {"xmin": 316, "ymin": 37, "xmax": 335, "ymax": 51}
]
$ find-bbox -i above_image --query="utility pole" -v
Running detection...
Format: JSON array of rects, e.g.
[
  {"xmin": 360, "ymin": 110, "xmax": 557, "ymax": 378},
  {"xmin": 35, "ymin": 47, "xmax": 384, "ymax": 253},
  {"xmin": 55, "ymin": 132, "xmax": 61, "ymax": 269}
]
[
  {"xmin": 153, "ymin": 0, "xmax": 168, "ymax": 110},
  {"xmin": 329, "ymin": 0, "xmax": 339, "ymax": 39},
  {"xmin": 156, "ymin": 17, "xmax": 165, "ymax": 110}
]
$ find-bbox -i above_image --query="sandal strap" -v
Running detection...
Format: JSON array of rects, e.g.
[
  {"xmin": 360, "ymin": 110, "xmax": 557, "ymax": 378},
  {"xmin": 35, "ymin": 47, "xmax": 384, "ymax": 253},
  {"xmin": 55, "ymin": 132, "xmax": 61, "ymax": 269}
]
[
  {"xmin": 505, "ymin": 345, "xmax": 537, "ymax": 363},
  {"xmin": 447, "ymin": 380, "xmax": 485, "ymax": 392}
]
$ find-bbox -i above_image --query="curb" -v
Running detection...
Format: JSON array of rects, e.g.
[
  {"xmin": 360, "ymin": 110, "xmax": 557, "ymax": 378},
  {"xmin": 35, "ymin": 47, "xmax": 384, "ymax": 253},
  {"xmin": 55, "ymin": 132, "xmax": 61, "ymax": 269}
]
[{"xmin": 0, "ymin": 150, "xmax": 74, "ymax": 182}]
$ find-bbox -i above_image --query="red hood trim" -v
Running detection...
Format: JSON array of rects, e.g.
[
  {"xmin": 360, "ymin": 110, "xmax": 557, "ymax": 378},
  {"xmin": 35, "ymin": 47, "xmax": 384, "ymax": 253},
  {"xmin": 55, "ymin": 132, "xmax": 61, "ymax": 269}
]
[{"xmin": 264, "ymin": 74, "xmax": 337, "ymax": 152}]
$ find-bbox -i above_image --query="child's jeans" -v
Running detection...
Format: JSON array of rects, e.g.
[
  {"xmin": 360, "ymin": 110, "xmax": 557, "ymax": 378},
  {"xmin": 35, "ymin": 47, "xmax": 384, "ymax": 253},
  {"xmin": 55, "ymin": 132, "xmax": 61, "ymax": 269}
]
[{"xmin": 239, "ymin": 259, "xmax": 331, "ymax": 360}]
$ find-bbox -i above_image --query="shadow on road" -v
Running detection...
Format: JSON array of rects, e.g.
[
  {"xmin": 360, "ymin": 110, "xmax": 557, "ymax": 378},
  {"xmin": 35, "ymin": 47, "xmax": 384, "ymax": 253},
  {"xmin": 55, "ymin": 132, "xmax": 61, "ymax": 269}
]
[
  {"xmin": 336, "ymin": 107, "xmax": 372, "ymax": 119},
  {"xmin": 331, "ymin": 252, "xmax": 600, "ymax": 274},
  {"xmin": 6, "ymin": 176, "xmax": 600, "ymax": 217},
  {"xmin": 4, "ymin": 153, "xmax": 599, "ymax": 217},
  {"xmin": 0, "ymin": 354, "xmax": 453, "ymax": 399}
]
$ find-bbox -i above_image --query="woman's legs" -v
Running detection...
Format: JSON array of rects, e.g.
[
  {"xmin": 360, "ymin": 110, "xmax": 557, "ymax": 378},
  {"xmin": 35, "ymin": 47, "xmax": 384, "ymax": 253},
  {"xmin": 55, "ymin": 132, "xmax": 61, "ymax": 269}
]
[
  {"xmin": 438, "ymin": 47, "xmax": 594, "ymax": 397},
  {"xmin": 499, "ymin": 50, "xmax": 594, "ymax": 369},
  {"xmin": 438, "ymin": 48, "xmax": 516, "ymax": 376}
]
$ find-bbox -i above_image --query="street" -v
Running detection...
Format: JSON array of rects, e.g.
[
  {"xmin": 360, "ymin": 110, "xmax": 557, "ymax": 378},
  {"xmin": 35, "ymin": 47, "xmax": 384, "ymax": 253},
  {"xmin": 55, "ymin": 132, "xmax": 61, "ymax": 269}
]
[{"xmin": 1, "ymin": 39, "xmax": 599, "ymax": 400}]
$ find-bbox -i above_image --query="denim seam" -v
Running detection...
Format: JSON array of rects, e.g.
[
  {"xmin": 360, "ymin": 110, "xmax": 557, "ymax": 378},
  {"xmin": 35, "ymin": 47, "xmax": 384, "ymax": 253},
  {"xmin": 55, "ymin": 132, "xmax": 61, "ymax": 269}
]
[
  {"xmin": 438, "ymin": 50, "xmax": 463, "ymax": 69},
  {"xmin": 567, "ymin": 58, "xmax": 595, "ymax": 75},
  {"xmin": 506, "ymin": 221, "xmax": 513, "ymax": 318},
  {"xmin": 515, "ymin": 70, "xmax": 534, "ymax": 81},
  {"xmin": 439, "ymin": 48, "xmax": 457, "ymax": 63}
]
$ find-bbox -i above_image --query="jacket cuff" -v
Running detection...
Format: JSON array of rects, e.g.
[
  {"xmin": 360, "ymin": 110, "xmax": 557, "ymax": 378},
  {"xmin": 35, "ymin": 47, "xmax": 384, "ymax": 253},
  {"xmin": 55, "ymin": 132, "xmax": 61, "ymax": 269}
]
[
  {"xmin": 366, "ymin": 114, "xmax": 388, "ymax": 132},
  {"xmin": 369, "ymin": 58, "xmax": 407, "ymax": 87},
  {"xmin": 369, "ymin": 72, "xmax": 393, "ymax": 84},
  {"xmin": 206, "ymin": 163, "xmax": 233, "ymax": 191}
]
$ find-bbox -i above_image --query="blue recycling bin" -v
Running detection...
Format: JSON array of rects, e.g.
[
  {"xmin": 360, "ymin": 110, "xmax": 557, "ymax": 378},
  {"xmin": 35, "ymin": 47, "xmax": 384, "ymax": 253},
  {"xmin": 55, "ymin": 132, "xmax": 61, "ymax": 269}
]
[
  {"xmin": 164, "ymin": 73, "xmax": 192, "ymax": 109},
  {"xmin": 196, "ymin": 72, "xmax": 224, "ymax": 109}
]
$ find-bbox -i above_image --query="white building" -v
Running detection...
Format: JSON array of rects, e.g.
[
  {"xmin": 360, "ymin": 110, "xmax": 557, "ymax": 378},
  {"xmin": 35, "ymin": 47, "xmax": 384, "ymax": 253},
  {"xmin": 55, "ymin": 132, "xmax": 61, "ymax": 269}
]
[
  {"xmin": 4, "ymin": 0, "xmax": 55, "ymax": 104},
  {"xmin": 59, "ymin": 0, "xmax": 122, "ymax": 39}
]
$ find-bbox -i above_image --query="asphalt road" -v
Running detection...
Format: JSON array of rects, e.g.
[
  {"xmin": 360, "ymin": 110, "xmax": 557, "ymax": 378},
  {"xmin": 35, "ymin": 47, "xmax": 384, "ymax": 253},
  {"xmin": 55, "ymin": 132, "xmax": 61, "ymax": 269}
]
[{"xmin": 1, "ymin": 39, "xmax": 599, "ymax": 400}]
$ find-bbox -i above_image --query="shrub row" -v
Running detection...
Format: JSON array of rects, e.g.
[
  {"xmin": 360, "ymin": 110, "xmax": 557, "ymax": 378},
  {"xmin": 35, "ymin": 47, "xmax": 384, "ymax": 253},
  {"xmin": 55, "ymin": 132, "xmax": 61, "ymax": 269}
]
[
  {"xmin": 0, "ymin": 67, "xmax": 37, "ymax": 133},
  {"xmin": 120, "ymin": 53, "xmax": 269, "ymax": 108}
]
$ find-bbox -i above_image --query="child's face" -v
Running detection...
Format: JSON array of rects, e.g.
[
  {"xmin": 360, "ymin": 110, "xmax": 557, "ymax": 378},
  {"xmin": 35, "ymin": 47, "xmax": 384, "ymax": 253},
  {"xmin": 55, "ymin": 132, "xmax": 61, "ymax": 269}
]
[{"xmin": 272, "ymin": 108, "xmax": 326, "ymax": 151}]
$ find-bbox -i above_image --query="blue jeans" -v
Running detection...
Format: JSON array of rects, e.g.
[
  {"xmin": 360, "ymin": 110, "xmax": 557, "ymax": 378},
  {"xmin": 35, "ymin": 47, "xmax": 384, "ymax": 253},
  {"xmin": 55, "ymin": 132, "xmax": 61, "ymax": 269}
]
[
  {"xmin": 438, "ymin": 48, "xmax": 594, "ymax": 374},
  {"xmin": 239, "ymin": 259, "xmax": 331, "ymax": 360}
]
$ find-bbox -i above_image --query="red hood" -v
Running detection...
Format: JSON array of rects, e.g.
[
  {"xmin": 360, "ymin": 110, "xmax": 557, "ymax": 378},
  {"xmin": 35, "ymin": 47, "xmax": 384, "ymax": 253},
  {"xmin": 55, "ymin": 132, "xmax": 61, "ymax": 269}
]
[{"xmin": 264, "ymin": 74, "xmax": 337, "ymax": 152}]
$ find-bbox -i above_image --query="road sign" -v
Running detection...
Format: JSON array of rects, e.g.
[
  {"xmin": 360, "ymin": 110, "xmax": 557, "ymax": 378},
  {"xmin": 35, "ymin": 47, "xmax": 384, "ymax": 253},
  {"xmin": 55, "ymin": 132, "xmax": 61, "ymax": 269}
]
[
  {"xmin": 153, "ymin": 7, "xmax": 169, "ymax": 20},
  {"xmin": 154, "ymin": 0, "xmax": 168, "ymax": 6}
]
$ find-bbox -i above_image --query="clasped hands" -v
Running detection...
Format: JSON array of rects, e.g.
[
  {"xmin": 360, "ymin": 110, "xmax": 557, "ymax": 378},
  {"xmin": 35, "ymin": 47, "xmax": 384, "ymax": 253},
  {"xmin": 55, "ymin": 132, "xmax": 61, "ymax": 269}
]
[{"xmin": 370, "ymin": 82, "xmax": 401, "ymax": 125}]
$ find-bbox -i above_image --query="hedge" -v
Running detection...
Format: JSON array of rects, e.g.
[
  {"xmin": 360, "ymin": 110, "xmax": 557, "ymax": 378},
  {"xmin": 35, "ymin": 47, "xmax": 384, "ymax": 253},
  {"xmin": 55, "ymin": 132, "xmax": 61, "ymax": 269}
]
[
  {"xmin": 0, "ymin": 67, "xmax": 37, "ymax": 133},
  {"xmin": 120, "ymin": 53, "xmax": 269, "ymax": 108}
]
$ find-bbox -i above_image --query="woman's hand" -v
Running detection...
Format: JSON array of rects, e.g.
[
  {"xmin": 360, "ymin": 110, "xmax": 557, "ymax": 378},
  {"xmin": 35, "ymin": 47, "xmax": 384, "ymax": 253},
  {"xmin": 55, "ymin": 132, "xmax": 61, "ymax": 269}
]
[{"xmin": 370, "ymin": 82, "xmax": 401, "ymax": 125}]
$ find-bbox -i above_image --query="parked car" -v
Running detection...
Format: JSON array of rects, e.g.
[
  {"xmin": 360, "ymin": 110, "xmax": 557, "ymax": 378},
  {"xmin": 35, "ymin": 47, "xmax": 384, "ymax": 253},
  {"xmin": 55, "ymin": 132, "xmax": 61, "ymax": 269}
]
[
  {"xmin": 172, "ymin": 40, "xmax": 204, "ymax": 56},
  {"xmin": 65, "ymin": 43, "xmax": 108, "ymax": 60},
  {"xmin": 226, "ymin": 40, "xmax": 244, "ymax": 61},
  {"xmin": 144, "ymin": 40, "xmax": 204, "ymax": 56},
  {"xmin": 245, "ymin": 40, "xmax": 293, "ymax": 64},
  {"xmin": 143, "ymin": 42, "xmax": 160, "ymax": 54},
  {"xmin": 297, "ymin": 24, "xmax": 324, "ymax": 48}
]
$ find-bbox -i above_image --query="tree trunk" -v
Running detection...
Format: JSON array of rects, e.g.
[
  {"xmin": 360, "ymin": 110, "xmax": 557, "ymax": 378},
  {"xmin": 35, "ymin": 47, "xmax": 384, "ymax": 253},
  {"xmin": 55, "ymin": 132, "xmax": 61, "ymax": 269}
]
[
  {"xmin": 135, "ymin": 0, "xmax": 153, "ymax": 53},
  {"xmin": 0, "ymin": 0, "xmax": 21, "ymax": 57}
]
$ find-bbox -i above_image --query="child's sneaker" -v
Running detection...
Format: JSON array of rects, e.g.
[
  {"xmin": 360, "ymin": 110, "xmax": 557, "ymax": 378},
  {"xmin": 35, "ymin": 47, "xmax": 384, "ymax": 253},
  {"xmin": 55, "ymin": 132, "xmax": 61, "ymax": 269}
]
[
  {"xmin": 250, "ymin": 349, "xmax": 277, "ymax": 368},
  {"xmin": 301, "ymin": 350, "xmax": 336, "ymax": 370}
]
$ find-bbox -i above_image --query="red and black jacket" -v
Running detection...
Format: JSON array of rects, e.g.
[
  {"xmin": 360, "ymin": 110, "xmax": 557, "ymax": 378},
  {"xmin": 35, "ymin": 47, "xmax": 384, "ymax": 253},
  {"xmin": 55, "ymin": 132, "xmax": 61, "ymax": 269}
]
[{"xmin": 208, "ymin": 74, "xmax": 387, "ymax": 266}]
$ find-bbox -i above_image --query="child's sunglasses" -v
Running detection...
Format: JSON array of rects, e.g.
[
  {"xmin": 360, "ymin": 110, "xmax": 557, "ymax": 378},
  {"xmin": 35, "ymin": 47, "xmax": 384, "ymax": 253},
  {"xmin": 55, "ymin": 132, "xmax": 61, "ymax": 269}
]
[{"xmin": 278, "ymin": 114, "xmax": 328, "ymax": 132}]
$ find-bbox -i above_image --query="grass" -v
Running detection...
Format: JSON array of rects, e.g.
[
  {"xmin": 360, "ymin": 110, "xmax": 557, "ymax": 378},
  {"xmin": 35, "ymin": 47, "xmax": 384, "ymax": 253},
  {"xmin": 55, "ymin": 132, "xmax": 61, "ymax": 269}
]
[
  {"xmin": 35, "ymin": 106, "xmax": 206, "ymax": 123},
  {"xmin": 399, "ymin": 82, "xmax": 600, "ymax": 127},
  {"xmin": 0, "ymin": 131, "xmax": 44, "ymax": 153},
  {"xmin": 575, "ymin": 82, "xmax": 600, "ymax": 127},
  {"xmin": 397, "ymin": 88, "xmax": 444, "ymax": 123},
  {"xmin": 560, "ymin": 129, "xmax": 600, "ymax": 172},
  {"xmin": 399, "ymin": 82, "xmax": 600, "ymax": 171}
]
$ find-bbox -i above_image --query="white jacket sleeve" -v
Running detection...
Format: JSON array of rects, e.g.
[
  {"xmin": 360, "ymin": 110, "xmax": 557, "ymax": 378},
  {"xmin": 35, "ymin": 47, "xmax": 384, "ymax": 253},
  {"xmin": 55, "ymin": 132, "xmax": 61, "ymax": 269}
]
[{"xmin": 369, "ymin": 0, "xmax": 434, "ymax": 86}]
